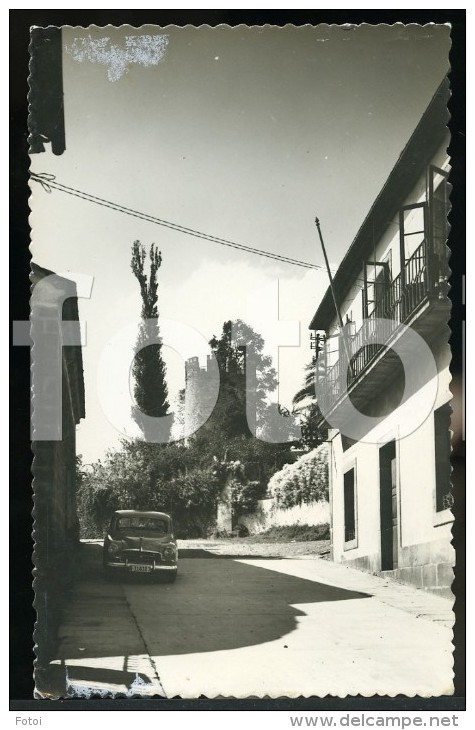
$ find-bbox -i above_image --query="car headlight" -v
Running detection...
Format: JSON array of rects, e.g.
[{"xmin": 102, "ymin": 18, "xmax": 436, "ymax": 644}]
[
  {"xmin": 163, "ymin": 545, "xmax": 176, "ymax": 559},
  {"xmin": 109, "ymin": 540, "xmax": 122, "ymax": 553}
]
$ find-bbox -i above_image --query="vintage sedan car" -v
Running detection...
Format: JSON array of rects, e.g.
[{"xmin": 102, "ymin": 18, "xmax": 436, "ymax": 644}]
[{"xmin": 103, "ymin": 510, "xmax": 178, "ymax": 581}]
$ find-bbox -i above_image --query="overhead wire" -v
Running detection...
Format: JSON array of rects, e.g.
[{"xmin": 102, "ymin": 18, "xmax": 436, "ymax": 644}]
[{"xmin": 31, "ymin": 172, "xmax": 325, "ymax": 272}]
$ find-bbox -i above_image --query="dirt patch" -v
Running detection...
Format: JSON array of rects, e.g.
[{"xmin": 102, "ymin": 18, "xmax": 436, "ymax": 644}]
[{"xmin": 177, "ymin": 537, "xmax": 330, "ymax": 559}]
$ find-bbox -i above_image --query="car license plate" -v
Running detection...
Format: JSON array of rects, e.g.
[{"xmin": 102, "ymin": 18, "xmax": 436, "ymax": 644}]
[{"xmin": 130, "ymin": 565, "xmax": 152, "ymax": 573}]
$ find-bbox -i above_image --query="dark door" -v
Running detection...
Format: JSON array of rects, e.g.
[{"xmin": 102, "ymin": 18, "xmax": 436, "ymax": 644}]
[{"xmin": 379, "ymin": 440, "xmax": 398, "ymax": 571}]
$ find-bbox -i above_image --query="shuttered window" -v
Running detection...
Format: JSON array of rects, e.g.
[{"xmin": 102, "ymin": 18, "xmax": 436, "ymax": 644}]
[{"xmin": 344, "ymin": 468, "xmax": 356, "ymax": 542}]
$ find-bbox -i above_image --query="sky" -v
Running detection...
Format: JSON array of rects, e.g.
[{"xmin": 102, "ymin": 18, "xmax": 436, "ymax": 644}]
[{"xmin": 29, "ymin": 24, "xmax": 451, "ymax": 462}]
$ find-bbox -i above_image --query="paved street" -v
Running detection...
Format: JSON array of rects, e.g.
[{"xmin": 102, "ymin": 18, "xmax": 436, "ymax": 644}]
[{"xmin": 48, "ymin": 541, "xmax": 454, "ymax": 699}]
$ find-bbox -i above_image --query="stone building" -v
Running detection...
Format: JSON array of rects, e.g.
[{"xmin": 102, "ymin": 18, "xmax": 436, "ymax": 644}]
[
  {"xmin": 184, "ymin": 354, "xmax": 219, "ymax": 440},
  {"xmin": 309, "ymin": 80, "xmax": 453, "ymax": 597},
  {"xmin": 31, "ymin": 264, "xmax": 85, "ymax": 670}
]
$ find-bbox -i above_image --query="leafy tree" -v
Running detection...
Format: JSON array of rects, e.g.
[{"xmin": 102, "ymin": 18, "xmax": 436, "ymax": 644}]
[
  {"xmin": 131, "ymin": 241, "xmax": 172, "ymax": 442},
  {"xmin": 298, "ymin": 402, "xmax": 327, "ymax": 449},
  {"xmin": 258, "ymin": 402, "xmax": 301, "ymax": 444},
  {"xmin": 193, "ymin": 319, "xmax": 278, "ymax": 449},
  {"xmin": 75, "ymin": 440, "xmax": 221, "ymax": 538},
  {"xmin": 292, "ymin": 356, "xmax": 328, "ymax": 448},
  {"xmin": 185, "ymin": 320, "xmax": 298, "ymax": 520},
  {"xmin": 170, "ymin": 467, "xmax": 222, "ymax": 537},
  {"xmin": 293, "ymin": 355, "xmax": 317, "ymax": 405},
  {"xmin": 76, "ymin": 319, "xmax": 300, "ymax": 539},
  {"xmin": 230, "ymin": 479, "xmax": 263, "ymax": 516}
]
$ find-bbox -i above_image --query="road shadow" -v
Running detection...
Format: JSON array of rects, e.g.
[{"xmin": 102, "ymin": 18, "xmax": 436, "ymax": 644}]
[
  {"xmin": 39, "ymin": 658, "xmax": 162, "ymax": 699},
  {"xmin": 54, "ymin": 542, "xmax": 372, "ymax": 662},
  {"xmin": 65, "ymin": 664, "xmax": 158, "ymax": 698}
]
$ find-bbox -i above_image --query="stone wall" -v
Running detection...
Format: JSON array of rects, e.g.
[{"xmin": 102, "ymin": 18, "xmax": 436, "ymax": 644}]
[
  {"xmin": 234, "ymin": 445, "xmax": 330, "ymax": 535},
  {"xmin": 31, "ymin": 265, "xmax": 85, "ymax": 680},
  {"xmin": 238, "ymin": 498, "xmax": 329, "ymax": 534},
  {"xmin": 216, "ymin": 477, "xmax": 233, "ymax": 533}
]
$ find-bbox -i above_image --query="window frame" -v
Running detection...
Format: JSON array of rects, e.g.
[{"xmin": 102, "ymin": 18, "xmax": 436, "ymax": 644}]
[
  {"xmin": 433, "ymin": 401, "xmax": 454, "ymax": 527},
  {"xmin": 343, "ymin": 464, "xmax": 358, "ymax": 551},
  {"xmin": 398, "ymin": 202, "xmax": 428, "ymax": 288},
  {"xmin": 362, "ymin": 260, "xmax": 391, "ymax": 319}
]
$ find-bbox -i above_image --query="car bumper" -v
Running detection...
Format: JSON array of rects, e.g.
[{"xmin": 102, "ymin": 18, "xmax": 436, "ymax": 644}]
[{"xmin": 106, "ymin": 560, "xmax": 177, "ymax": 572}]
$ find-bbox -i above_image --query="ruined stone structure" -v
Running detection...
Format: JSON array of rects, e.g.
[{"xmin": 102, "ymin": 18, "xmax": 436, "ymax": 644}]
[
  {"xmin": 185, "ymin": 354, "xmax": 237, "ymax": 532},
  {"xmin": 184, "ymin": 354, "xmax": 219, "ymax": 440}
]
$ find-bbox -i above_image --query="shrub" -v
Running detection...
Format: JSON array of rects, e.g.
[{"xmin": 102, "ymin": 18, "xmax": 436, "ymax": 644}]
[
  {"xmin": 250, "ymin": 523, "xmax": 330, "ymax": 542},
  {"xmin": 76, "ymin": 446, "xmax": 221, "ymax": 539},
  {"xmin": 230, "ymin": 479, "xmax": 264, "ymax": 515},
  {"xmin": 268, "ymin": 444, "xmax": 328, "ymax": 509}
]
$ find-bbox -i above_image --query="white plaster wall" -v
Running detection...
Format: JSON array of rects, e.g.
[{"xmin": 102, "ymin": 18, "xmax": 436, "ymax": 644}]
[
  {"xmin": 324, "ymin": 140, "xmax": 452, "ymax": 574},
  {"xmin": 330, "ymin": 368, "xmax": 453, "ymax": 567},
  {"xmin": 399, "ymin": 411, "xmax": 436, "ymax": 546},
  {"xmin": 398, "ymin": 367, "xmax": 452, "ymax": 547},
  {"xmin": 332, "ymin": 437, "xmax": 382, "ymax": 564},
  {"xmin": 239, "ymin": 498, "xmax": 329, "ymax": 535}
]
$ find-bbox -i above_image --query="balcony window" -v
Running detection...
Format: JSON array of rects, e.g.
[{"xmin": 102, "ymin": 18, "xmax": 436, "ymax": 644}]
[
  {"xmin": 363, "ymin": 260, "xmax": 391, "ymax": 319},
  {"xmin": 398, "ymin": 202, "xmax": 430, "ymax": 317},
  {"xmin": 399, "ymin": 203, "xmax": 427, "ymax": 261}
]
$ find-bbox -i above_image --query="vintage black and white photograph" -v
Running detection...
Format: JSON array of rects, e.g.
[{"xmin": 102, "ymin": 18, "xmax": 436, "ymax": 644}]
[{"xmin": 26, "ymin": 22, "xmax": 457, "ymax": 700}]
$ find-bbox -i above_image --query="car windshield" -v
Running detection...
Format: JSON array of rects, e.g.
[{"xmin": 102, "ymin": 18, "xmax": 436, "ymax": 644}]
[{"xmin": 115, "ymin": 516, "xmax": 169, "ymax": 535}]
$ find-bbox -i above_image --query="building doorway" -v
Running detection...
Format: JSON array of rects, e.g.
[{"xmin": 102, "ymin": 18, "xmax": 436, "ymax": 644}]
[{"xmin": 379, "ymin": 440, "xmax": 398, "ymax": 571}]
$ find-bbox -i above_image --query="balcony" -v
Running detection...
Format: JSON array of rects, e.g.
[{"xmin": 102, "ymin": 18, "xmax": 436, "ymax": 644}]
[{"xmin": 318, "ymin": 240, "xmax": 450, "ymax": 417}]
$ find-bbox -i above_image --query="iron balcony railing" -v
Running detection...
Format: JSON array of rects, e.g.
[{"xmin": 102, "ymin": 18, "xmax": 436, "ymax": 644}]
[{"xmin": 319, "ymin": 240, "xmax": 438, "ymax": 412}]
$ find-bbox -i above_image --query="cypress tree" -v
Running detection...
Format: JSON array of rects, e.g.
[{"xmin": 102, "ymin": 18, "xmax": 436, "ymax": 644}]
[{"xmin": 131, "ymin": 240, "xmax": 172, "ymax": 442}]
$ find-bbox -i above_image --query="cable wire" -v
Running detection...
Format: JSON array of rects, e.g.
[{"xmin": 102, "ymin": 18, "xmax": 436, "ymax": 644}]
[{"xmin": 31, "ymin": 172, "xmax": 324, "ymax": 271}]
